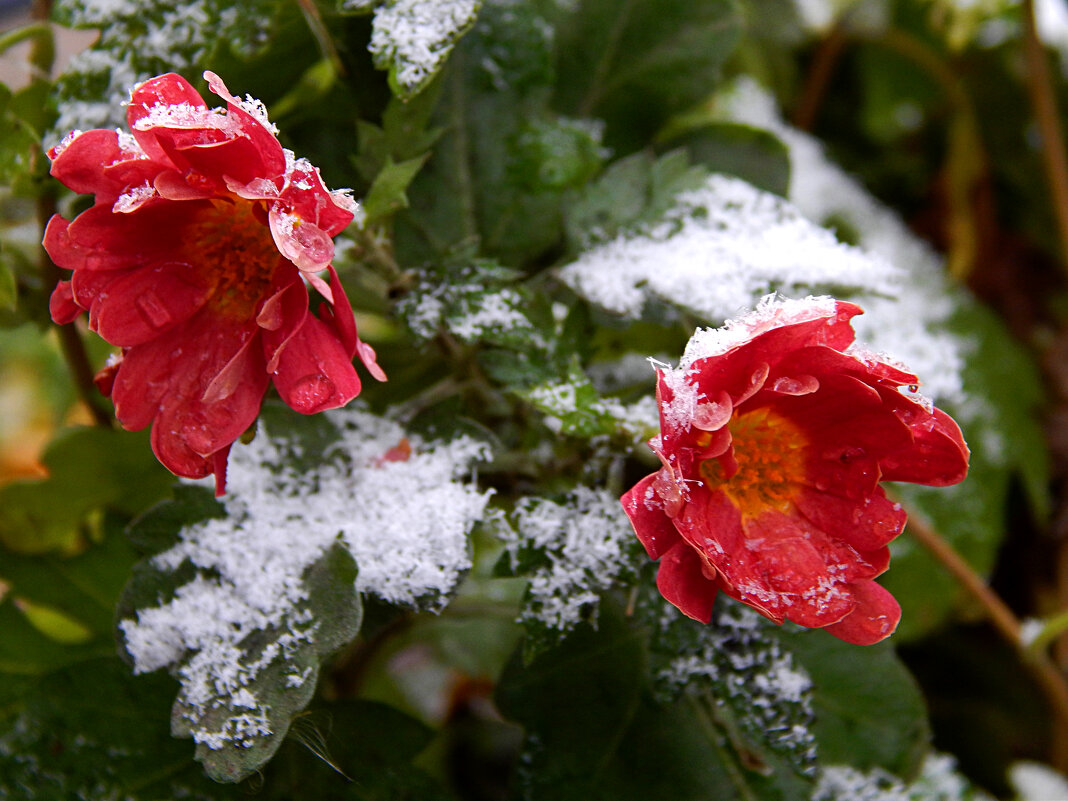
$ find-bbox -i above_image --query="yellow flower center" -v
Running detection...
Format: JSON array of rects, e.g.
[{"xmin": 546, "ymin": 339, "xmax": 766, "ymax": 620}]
[
  {"xmin": 699, "ymin": 407, "xmax": 807, "ymax": 515},
  {"xmin": 187, "ymin": 199, "xmax": 280, "ymax": 320}
]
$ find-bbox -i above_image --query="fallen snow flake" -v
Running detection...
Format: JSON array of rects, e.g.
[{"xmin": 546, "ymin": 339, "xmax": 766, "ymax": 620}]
[
  {"xmin": 448, "ymin": 288, "xmax": 535, "ymax": 341},
  {"xmin": 502, "ymin": 487, "xmax": 644, "ymax": 634},
  {"xmin": 559, "ymin": 173, "xmax": 901, "ymax": 323},
  {"xmin": 369, "ymin": 0, "xmax": 483, "ymax": 97}
]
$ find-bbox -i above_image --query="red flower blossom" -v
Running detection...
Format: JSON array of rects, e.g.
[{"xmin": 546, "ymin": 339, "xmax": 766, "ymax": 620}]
[
  {"xmin": 621, "ymin": 296, "xmax": 969, "ymax": 645},
  {"xmin": 45, "ymin": 71, "xmax": 385, "ymax": 493}
]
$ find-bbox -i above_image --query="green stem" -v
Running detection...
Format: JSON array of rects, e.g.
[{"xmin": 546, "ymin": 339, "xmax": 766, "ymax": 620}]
[{"xmin": 1029, "ymin": 608, "xmax": 1068, "ymax": 656}]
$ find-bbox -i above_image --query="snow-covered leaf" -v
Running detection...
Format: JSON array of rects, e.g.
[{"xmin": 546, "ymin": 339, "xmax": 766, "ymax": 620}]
[
  {"xmin": 116, "ymin": 404, "xmax": 492, "ymax": 780},
  {"xmin": 363, "ymin": 0, "xmax": 483, "ymax": 100},
  {"xmin": 52, "ymin": 0, "xmax": 280, "ymax": 136},
  {"xmin": 560, "ymin": 167, "xmax": 901, "ymax": 322}
]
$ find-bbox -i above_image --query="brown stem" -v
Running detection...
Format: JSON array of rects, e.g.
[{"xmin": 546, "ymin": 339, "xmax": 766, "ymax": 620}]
[
  {"xmin": 29, "ymin": 0, "xmax": 111, "ymax": 428},
  {"xmin": 792, "ymin": 23, "xmax": 848, "ymax": 131},
  {"xmin": 906, "ymin": 507, "xmax": 1068, "ymax": 767},
  {"xmin": 1022, "ymin": 0, "xmax": 1068, "ymax": 276}
]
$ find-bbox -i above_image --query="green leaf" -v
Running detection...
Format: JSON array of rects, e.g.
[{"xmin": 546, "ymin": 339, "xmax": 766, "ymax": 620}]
[
  {"xmin": 563, "ymin": 149, "xmax": 709, "ymax": 251},
  {"xmin": 0, "ymin": 513, "xmax": 139, "ymax": 642},
  {"xmin": 363, "ymin": 153, "xmax": 433, "ymax": 223},
  {"xmin": 783, "ymin": 630, "xmax": 930, "ymax": 777},
  {"xmin": 366, "ymin": 0, "xmax": 483, "ymax": 101},
  {"xmin": 0, "ymin": 249, "xmax": 16, "ymax": 312},
  {"xmin": 661, "ymin": 122, "xmax": 792, "ymax": 197},
  {"xmin": 496, "ymin": 600, "xmax": 815, "ymax": 800},
  {"xmin": 394, "ymin": 2, "xmax": 578, "ymax": 267},
  {"xmin": 258, "ymin": 700, "xmax": 453, "ymax": 799},
  {"xmin": 0, "ymin": 427, "xmax": 173, "ymax": 554},
  {"xmin": 52, "ymin": 0, "xmax": 283, "ymax": 132},
  {"xmin": 552, "ymin": 0, "xmax": 743, "ymax": 153},
  {"xmin": 117, "ymin": 542, "xmax": 363, "ymax": 783},
  {"xmin": 0, "ymin": 657, "xmax": 240, "ymax": 800},
  {"xmin": 0, "ymin": 596, "xmax": 111, "ymax": 675}
]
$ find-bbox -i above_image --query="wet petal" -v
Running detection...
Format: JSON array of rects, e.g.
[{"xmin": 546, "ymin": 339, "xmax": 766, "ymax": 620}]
[
  {"xmin": 90, "ymin": 261, "xmax": 212, "ymax": 346},
  {"xmin": 822, "ymin": 581, "xmax": 901, "ymax": 645},
  {"xmin": 621, "ymin": 473, "xmax": 681, "ymax": 560},
  {"xmin": 656, "ymin": 541, "xmax": 718, "ymax": 624},
  {"xmin": 272, "ymin": 314, "xmax": 361, "ymax": 414}
]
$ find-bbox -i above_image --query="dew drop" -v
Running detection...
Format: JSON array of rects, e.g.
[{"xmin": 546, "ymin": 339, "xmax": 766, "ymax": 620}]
[
  {"xmin": 137, "ymin": 290, "xmax": 172, "ymax": 328},
  {"xmin": 290, "ymin": 374, "xmax": 336, "ymax": 412}
]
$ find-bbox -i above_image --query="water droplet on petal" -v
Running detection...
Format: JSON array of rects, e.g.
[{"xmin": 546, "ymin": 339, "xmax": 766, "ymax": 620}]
[
  {"xmin": 136, "ymin": 290, "xmax": 172, "ymax": 329},
  {"xmin": 290, "ymin": 374, "xmax": 336, "ymax": 412}
]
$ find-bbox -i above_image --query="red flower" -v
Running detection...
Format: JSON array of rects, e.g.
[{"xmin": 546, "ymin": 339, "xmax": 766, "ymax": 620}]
[
  {"xmin": 45, "ymin": 71, "xmax": 385, "ymax": 494},
  {"xmin": 621, "ymin": 296, "xmax": 969, "ymax": 645}
]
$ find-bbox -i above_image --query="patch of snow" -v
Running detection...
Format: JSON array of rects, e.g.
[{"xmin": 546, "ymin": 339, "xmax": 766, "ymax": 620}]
[{"xmin": 119, "ymin": 406, "xmax": 492, "ymax": 750}]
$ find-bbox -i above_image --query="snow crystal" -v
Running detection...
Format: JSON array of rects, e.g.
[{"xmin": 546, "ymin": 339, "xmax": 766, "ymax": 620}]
[
  {"xmin": 448, "ymin": 288, "xmax": 533, "ymax": 340},
  {"xmin": 680, "ymin": 294, "xmax": 838, "ymax": 367},
  {"xmin": 716, "ymin": 77, "xmax": 966, "ymax": 404},
  {"xmin": 559, "ymin": 173, "xmax": 901, "ymax": 323},
  {"xmin": 814, "ymin": 753, "xmax": 989, "ymax": 801},
  {"xmin": 369, "ymin": 0, "xmax": 482, "ymax": 94},
  {"xmin": 1010, "ymin": 761, "xmax": 1068, "ymax": 800},
  {"xmin": 112, "ymin": 181, "xmax": 157, "ymax": 214},
  {"xmin": 652, "ymin": 601, "xmax": 818, "ymax": 772},
  {"xmin": 119, "ymin": 406, "xmax": 492, "ymax": 749},
  {"xmin": 502, "ymin": 487, "xmax": 642, "ymax": 633}
]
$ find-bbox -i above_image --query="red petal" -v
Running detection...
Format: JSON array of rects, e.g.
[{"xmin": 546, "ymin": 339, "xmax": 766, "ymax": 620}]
[
  {"xmin": 271, "ymin": 314, "xmax": 361, "ymax": 414},
  {"xmin": 621, "ymin": 474, "xmax": 681, "ymax": 560},
  {"xmin": 127, "ymin": 73, "xmax": 210, "ymax": 164},
  {"xmin": 822, "ymin": 581, "xmax": 901, "ymax": 645},
  {"xmin": 269, "ymin": 204, "xmax": 334, "ymax": 272},
  {"xmin": 49, "ymin": 280, "xmax": 82, "ymax": 324},
  {"xmin": 880, "ymin": 406, "xmax": 970, "ymax": 486},
  {"xmin": 794, "ymin": 485, "xmax": 907, "ymax": 551},
  {"xmin": 738, "ymin": 511, "xmax": 854, "ymax": 627},
  {"xmin": 65, "ymin": 201, "xmax": 210, "ymax": 271},
  {"xmin": 656, "ymin": 541, "xmax": 718, "ymax": 623},
  {"xmin": 89, "ymin": 261, "xmax": 213, "ymax": 346}
]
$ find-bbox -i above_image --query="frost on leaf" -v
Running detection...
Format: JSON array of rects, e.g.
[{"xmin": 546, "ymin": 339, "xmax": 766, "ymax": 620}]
[
  {"xmin": 499, "ymin": 488, "xmax": 645, "ymax": 642},
  {"xmin": 714, "ymin": 76, "xmax": 966, "ymax": 405},
  {"xmin": 364, "ymin": 0, "xmax": 483, "ymax": 99},
  {"xmin": 648, "ymin": 598, "xmax": 819, "ymax": 776},
  {"xmin": 814, "ymin": 754, "xmax": 991, "ymax": 801},
  {"xmin": 52, "ymin": 0, "xmax": 277, "ymax": 137},
  {"xmin": 559, "ymin": 172, "xmax": 901, "ymax": 324},
  {"xmin": 117, "ymin": 405, "xmax": 491, "ymax": 781}
]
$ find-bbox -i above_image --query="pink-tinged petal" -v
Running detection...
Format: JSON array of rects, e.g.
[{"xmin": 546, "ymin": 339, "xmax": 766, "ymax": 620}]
[
  {"xmin": 202, "ymin": 71, "xmax": 287, "ymax": 179},
  {"xmin": 259, "ymin": 267, "xmax": 309, "ymax": 372},
  {"xmin": 621, "ymin": 473, "xmax": 681, "ymax": 560},
  {"xmin": 279, "ymin": 161, "xmax": 355, "ymax": 236},
  {"xmin": 89, "ymin": 261, "xmax": 213, "ymax": 346},
  {"xmin": 272, "ymin": 314, "xmax": 361, "ymax": 414},
  {"xmin": 49, "ymin": 280, "xmax": 82, "ymax": 324},
  {"xmin": 269, "ymin": 204, "xmax": 334, "ymax": 272},
  {"xmin": 175, "ymin": 136, "xmax": 282, "ymax": 190},
  {"xmin": 880, "ymin": 406, "xmax": 970, "ymax": 486},
  {"xmin": 42, "ymin": 215, "xmax": 83, "ymax": 271},
  {"xmin": 740, "ymin": 511, "xmax": 854, "ymax": 627},
  {"xmin": 822, "ymin": 581, "xmax": 901, "ymax": 645},
  {"xmin": 324, "ymin": 264, "xmax": 356, "ymax": 355},
  {"xmin": 794, "ymin": 485, "xmax": 907, "ymax": 551},
  {"xmin": 656, "ymin": 541, "xmax": 718, "ymax": 624},
  {"xmin": 127, "ymin": 73, "xmax": 210, "ymax": 163},
  {"xmin": 50, "ymin": 129, "xmax": 127, "ymax": 197},
  {"xmin": 356, "ymin": 340, "xmax": 388, "ymax": 382},
  {"xmin": 775, "ymin": 345, "xmax": 918, "ymax": 390},
  {"xmin": 154, "ymin": 170, "xmax": 216, "ymax": 201}
]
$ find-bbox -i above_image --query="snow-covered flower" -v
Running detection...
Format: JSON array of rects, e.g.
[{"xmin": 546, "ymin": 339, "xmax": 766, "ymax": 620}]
[
  {"xmin": 621, "ymin": 296, "xmax": 969, "ymax": 645},
  {"xmin": 44, "ymin": 71, "xmax": 385, "ymax": 492}
]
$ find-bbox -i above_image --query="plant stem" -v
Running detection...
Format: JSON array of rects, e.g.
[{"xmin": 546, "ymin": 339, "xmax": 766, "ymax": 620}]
[
  {"xmin": 905, "ymin": 506, "xmax": 1068, "ymax": 766},
  {"xmin": 1021, "ymin": 0, "xmax": 1068, "ymax": 278},
  {"xmin": 792, "ymin": 23, "xmax": 848, "ymax": 131}
]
